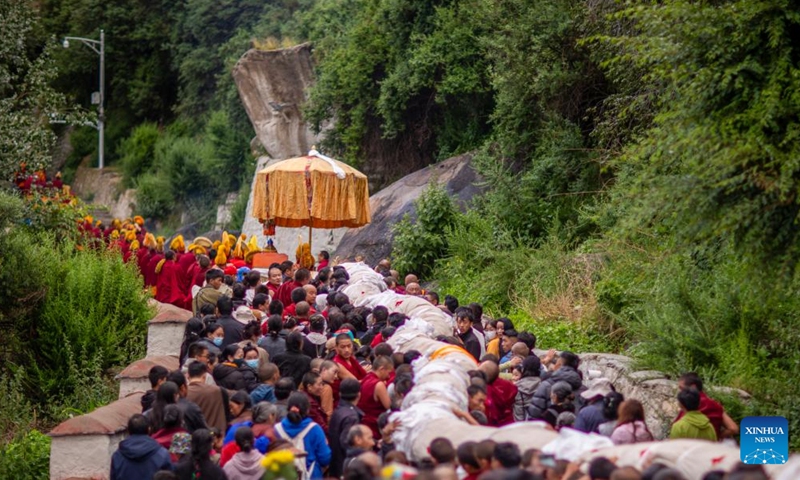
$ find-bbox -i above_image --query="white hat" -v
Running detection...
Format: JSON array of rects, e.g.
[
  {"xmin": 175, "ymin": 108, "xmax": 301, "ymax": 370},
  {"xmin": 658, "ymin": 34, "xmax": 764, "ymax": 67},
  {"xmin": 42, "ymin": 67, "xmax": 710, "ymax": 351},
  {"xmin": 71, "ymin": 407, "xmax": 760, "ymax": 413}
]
[
  {"xmin": 580, "ymin": 377, "xmax": 614, "ymax": 400},
  {"xmin": 233, "ymin": 305, "xmax": 256, "ymax": 325}
]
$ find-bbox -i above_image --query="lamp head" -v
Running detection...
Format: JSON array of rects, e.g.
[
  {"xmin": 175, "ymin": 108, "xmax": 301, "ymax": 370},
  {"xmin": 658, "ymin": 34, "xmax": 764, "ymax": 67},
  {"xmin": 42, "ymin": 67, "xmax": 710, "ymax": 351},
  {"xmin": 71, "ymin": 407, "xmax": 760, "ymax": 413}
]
[{"xmin": 62, "ymin": 39, "xmax": 69, "ymax": 48}]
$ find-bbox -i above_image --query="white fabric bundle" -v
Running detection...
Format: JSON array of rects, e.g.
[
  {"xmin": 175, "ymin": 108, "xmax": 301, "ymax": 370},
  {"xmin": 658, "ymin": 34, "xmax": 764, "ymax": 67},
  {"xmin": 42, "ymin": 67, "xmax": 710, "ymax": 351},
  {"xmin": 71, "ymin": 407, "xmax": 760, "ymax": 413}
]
[
  {"xmin": 338, "ymin": 268, "xmax": 561, "ymax": 462},
  {"xmin": 339, "ymin": 263, "xmax": 387, "ymax": 292},
  {"xmin": 540, "ymin": 428, "xmax": 614, "ymax": 462}
]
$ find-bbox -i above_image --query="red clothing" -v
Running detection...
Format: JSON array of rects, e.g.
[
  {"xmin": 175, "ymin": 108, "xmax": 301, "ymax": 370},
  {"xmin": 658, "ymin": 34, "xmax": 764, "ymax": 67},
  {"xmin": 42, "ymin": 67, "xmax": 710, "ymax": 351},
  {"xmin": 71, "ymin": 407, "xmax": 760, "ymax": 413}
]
[
  {"xmin": 191, "ymin": 265, "xmax": 210, "ymax": 289},
  {"xmin": 266, "ymin": 282, "xmax": 280, "ymax": 297},
  {"xmin": 357, "ymin": 372, "xmax": 386, "ymax": 439},
  {"xmin": 306, "ymin": 392, "xmax": 329, "ymax": 435},
  {"xmin": 318, "ymin": 260, "xmax": 329, "ymax": 270},
  {"xmin": 485, "ymin": 378, "xmax": 518, "ymax": 427},
  {"xmin": 675, "ymin": 392, "xmax": 724, "ymax": 438},
  {"xmin": 151, "ymin": 426, "xmax": 188, "ymax": 451},
  {"xmin": 178, "ymin": 253, "xmax": 197, "ymax": 293},
  {"xmin": 283, "ymin": 303, "xmax": 317, "ymax": 319},
  {"xmin": 220, "ymin": 441, "xmax": 239, "ymax": 467},
  {"xmin": 155, "ymin": 260, "xmax": 186, "ymax": 309},
  {"xmin": 334, "ymin": 355, "xmax": 367, "ymax": 381},
  {"xmin": 136, "ymin": 247, "xmax": 151, "ymax": 275},
  {"xmin": 145, "ymin": 253, "xmax": 164, "ymax": 287},
  {"xmin": 370, "ymin": 333, "xmax": 384, "ymax": 348},
  {"xmin": 332, "ymin": 354, "xmax": 367, "ymax": 404},
  {"xmin": 274, "ymin": 280, "xmax": 300, "ymax": 306}
]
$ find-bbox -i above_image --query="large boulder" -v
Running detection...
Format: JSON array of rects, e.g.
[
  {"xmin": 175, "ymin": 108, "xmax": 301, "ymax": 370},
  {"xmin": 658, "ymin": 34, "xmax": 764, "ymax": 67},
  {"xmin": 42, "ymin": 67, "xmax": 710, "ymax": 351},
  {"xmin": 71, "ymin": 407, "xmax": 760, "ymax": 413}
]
[
  {"xmin": 334, "ymin": 153, "xmax": 482, "ymax": 265},
  {"xmin": 232, "ymin": 43, "xmax": 323, "ymax": 161}
]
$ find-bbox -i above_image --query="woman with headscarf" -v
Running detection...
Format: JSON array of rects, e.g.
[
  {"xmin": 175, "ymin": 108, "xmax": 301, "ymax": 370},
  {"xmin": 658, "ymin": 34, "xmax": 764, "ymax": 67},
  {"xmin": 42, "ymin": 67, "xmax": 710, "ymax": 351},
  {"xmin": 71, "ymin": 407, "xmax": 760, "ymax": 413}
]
[{"xmin": 174, "ymin": 429, "xmax": 226, "ymax": 480}]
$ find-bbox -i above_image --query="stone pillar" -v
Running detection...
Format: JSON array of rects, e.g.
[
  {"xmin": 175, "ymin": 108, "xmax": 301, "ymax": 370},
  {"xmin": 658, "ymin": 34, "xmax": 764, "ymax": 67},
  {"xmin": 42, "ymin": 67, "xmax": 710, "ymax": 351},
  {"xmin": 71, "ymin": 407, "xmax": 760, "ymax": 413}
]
[
  {"xmin": 146, "ymin": 301, "xmax": 192, "ymax": 358},
  {"xmin": 49, "ymin": 393, "xmax": 143, "ymax": 480},
  {"xmin": 116, "ymin": 355, "xmax": 179, "ymax": 399}
]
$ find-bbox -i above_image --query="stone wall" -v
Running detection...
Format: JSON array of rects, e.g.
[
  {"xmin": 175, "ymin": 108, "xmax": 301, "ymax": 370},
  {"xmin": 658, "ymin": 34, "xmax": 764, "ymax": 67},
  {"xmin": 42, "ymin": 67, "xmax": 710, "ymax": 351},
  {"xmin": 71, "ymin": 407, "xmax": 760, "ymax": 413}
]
[
  {"xmin": 577, "ymin": 353, "xmax": 751, "ymax": 439},
  {"xmin": 70, "ymin": 165, "xmax": 136, "ymax": 222},
  {"xmin": 49, "ymin": 301, "xmax": 191, "ymax": 480}
]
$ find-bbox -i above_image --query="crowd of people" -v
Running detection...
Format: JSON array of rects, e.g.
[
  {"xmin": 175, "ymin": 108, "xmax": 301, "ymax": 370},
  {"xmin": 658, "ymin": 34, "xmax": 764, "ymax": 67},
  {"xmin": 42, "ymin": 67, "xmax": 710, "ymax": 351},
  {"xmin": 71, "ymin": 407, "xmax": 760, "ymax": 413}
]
[{"xmin": 101, "ymin": 234, "xmax": 764, "ymax": 480}]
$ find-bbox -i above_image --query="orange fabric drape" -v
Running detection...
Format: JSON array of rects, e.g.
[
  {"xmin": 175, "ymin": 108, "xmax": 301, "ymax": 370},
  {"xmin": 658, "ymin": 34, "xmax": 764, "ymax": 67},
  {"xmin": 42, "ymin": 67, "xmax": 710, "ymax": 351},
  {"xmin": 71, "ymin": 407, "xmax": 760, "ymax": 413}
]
[{"xmin": 251, "ymin": 156, "xmax": 371, "ymax": 229}]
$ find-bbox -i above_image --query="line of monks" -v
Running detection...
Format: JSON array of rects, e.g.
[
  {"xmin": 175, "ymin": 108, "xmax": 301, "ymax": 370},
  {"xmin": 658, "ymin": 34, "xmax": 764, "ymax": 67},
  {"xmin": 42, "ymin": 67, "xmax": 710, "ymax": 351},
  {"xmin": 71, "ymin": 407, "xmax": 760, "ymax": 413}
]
[{"xmin": 77, "ymin": 214, "xmax": 265, "ymax": 311}]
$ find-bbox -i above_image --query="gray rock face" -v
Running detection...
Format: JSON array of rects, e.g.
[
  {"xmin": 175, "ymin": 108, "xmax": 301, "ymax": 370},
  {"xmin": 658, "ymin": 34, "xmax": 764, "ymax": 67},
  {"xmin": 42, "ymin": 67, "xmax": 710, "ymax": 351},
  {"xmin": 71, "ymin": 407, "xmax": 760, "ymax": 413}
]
[
  {"xmin": 334, "ymin": 153, "xmax": 483, "ymax": 265},
  {"xmin": 71, "ymin": 165, "xmax": 135, "ymax": 222},
  {"xmin": 232, "ymin": 43, "xmax": 324, "ymax": 160},
  {"xmin": 577, "ymin": 353, "xmax": 751, "ymax": 439}
]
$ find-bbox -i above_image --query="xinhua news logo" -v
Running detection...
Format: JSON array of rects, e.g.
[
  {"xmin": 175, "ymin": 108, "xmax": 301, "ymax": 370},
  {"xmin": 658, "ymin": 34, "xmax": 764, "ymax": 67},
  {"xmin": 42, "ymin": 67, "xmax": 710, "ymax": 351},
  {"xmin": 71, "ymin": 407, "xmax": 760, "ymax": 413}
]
[{"xmin": 740, "ymin": 416, "xmax": 789, "ymax": 465}]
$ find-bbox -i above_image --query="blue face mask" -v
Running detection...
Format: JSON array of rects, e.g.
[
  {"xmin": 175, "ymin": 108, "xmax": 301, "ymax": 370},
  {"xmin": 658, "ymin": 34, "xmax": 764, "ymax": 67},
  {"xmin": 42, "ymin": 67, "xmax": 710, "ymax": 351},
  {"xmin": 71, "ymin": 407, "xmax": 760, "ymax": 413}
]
[
  {"xmin": 212, "ymin": 337, "xmax": 223, "ymax": 347},
  {"xmin": 245, "ymin": 359, "xmax": 259, "ymax": 369}
]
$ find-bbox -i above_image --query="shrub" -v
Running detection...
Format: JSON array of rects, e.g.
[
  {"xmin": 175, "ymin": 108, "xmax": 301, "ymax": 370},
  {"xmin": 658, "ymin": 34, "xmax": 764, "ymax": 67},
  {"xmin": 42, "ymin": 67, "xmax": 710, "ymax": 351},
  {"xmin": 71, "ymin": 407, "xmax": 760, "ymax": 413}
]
[
  {"xmin": 25, "ymin": 244, "xmax": 152, "ymax": 409},
  {"xmin": 0, "ymin": 430, "xmax": 50, "ymax": 480},
  {"xmin": 200, "ymin": 110, "xmax": 253, "ymax": 195},
  {"xmin": 119, "ymin": 122, "xmax": 161, "ymax": 187},
  {"xmin": 157, "ymin": 134, "xmax": 213, "ymax": 200},
  {"xmin": 135, "ymin": 172, "xmax": 175, "ymax": 219},
  {"xmin": 0, "ymin": 373, "xmax": 35, "ymax": 444},
  {"xmin": 391, "ymin": 183, "xmax": 457, "ymax": 278}
]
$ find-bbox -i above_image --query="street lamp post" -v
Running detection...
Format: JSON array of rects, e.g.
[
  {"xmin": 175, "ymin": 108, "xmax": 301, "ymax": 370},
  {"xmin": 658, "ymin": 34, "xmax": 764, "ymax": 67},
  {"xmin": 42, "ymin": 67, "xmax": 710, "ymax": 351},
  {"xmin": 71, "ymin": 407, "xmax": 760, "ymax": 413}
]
[{"xmin": 63, "ymin": 29, "xmax": 105, "ymax": 169}]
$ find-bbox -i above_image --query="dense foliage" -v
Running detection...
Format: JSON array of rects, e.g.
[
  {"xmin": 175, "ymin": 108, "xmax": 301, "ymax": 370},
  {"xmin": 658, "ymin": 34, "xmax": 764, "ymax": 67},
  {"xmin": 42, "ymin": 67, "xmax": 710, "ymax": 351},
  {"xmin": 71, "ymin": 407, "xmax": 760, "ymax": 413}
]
[
  {"xmin": 391, "ymin": 183, "xmax": 458, "ymax": 279},
  {"xmin": 32, "ymin": 0, "xmax": 308, "ymax": 226},
  {"xmin": 0, "ymin": 188, "xmax": 151, "ymax": 475},
  {"xmin": 7, "ymin": 0, "xmax": 800, "ymax": 453},
  {"xmin": 370, "ymin": 0, "xmax": 800, "ymax": 447},
  {"xmin": 0, "ymin": 0, "xmax": 90, "ymax": 181}
]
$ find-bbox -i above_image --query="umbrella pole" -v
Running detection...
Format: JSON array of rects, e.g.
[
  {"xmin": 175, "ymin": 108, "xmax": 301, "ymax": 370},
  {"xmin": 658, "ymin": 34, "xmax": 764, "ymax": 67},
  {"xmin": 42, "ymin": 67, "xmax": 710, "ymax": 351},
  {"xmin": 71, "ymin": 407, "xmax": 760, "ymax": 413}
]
[{"xmin": 308, "ymin": 225, "xmax": 313, "ymax": 258}]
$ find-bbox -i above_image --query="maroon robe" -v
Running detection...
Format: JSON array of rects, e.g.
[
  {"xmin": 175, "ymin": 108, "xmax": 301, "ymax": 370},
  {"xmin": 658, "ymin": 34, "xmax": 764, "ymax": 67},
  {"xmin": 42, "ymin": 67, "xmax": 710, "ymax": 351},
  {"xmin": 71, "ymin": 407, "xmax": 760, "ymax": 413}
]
[
  {"xmin": 135, "ymin": 247, "xmax": 150, "ymax": 273},
  {"xmin": 274, "ymin": 280, "xmax": 300, "ymax": 306},
  {"xmin": 145, "ymin": 253, "xmax": 164, "ymax": 287},
  {"xmin": 137, "ymin": 249, "xmax": 153, "ymax": 276},
  {"xmin": 155, "ymin": 259, "xmax": 186, "ymax": 309},
  {"xmin": 177, "ymin": 252, "xmax": 196, "ymax": 294},
  {"xmin": 485, "ymin": 378, "xmax": 518, "ymax": 427}
]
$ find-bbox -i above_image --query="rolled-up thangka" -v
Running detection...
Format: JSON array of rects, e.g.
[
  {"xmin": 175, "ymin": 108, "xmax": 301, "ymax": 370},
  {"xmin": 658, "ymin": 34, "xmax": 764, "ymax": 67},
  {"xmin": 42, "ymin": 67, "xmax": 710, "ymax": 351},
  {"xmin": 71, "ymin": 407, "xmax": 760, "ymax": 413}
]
[{"xmin": 339, "ymin": 263, "xmax": 559, "ymax": 462}]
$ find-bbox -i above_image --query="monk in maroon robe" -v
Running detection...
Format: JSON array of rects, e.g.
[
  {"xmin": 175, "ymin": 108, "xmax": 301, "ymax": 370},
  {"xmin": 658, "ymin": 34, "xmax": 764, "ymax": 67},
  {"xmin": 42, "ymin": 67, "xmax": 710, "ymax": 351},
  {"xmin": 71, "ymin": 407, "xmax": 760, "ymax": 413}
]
[
  {"xmin": 266, "ymin": 266, "xmax": 282, "ymax": 298},
  {"xmin": 274, "ymin": 268, "xmax": 311, "ymax": 306},
  {"xmin": 480, "ymin": 361, "xmax": 517, "ymax": 427},
  {"xmin": 145, "ymin": 249, "xmax": 164, "ymax": 288},
  {"xmin": 155, "ymin": 251, "xmax": 186, "ymax": 309}
]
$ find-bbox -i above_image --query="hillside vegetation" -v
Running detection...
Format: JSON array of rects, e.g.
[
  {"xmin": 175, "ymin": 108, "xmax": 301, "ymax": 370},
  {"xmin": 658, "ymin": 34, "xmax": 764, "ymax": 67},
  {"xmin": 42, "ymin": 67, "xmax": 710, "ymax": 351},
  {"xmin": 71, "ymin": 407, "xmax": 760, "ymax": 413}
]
[
  {"xmin": 335, "ymin": 0, "xmax": 800, "ymax": 446},
  {"xmin": 3, "ymin": 0, "xmax": 800, "ymax": 456}
]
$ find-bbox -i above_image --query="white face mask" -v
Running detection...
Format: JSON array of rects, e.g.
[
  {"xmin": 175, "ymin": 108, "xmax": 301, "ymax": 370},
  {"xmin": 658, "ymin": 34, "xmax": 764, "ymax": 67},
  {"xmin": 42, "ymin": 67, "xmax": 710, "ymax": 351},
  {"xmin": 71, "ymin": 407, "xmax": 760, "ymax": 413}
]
[{"xmin": 484, "ymin": 331, "xmax": 497, "ymax": 341}]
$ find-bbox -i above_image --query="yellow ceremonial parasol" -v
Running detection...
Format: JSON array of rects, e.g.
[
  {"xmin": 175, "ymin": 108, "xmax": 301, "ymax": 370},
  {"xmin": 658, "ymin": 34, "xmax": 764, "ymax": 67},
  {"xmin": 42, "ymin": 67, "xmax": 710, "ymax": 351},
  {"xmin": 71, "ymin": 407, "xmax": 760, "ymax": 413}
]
[{"xmin": 252, "ymin": 149, "xmax": 371, "ymax": 251}]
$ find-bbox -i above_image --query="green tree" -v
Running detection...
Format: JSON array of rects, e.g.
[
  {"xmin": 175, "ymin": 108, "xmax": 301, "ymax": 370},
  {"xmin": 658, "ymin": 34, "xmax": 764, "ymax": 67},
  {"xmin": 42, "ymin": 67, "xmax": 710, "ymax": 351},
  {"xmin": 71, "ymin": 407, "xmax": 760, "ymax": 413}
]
[
  {"xmin": 0, "ymin": 0, "xmax": 73, "ymax": 181},
  {"xmin": 303, "ymin": 0, "xmax": 494, "ymax": 169},
  {"xmin": 595, "ymin": 0, "xmax": 800, "ymax": 273},
  {"xmin": 392, "ymin": 184, "xmax": 457, "ymax": 278}
]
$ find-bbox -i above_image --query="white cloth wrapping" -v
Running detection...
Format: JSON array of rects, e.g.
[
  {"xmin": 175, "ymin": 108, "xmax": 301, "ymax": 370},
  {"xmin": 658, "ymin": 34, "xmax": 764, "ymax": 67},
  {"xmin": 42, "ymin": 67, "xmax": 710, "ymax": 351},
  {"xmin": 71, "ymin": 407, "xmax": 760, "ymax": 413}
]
[
  {"xmin": 541, "ymin": 428, "xmax": 615, "ymax": 462},
  {"xmin": 339, "ymin": 268, "xmax": 797, "ymax": 476}
]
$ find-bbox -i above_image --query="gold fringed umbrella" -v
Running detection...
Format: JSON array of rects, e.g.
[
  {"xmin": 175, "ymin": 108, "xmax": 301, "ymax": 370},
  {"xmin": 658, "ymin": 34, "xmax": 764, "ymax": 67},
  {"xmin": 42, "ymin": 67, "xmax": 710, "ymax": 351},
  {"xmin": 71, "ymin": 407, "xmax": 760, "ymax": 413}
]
[{"xmin": 252, "ymin": 149, "xmax": 371, "ymax": 252}]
